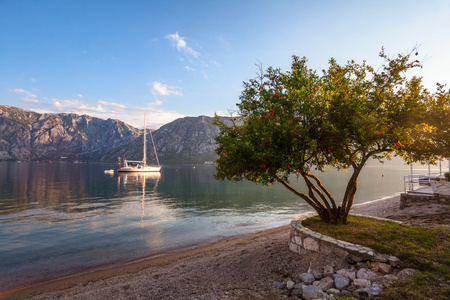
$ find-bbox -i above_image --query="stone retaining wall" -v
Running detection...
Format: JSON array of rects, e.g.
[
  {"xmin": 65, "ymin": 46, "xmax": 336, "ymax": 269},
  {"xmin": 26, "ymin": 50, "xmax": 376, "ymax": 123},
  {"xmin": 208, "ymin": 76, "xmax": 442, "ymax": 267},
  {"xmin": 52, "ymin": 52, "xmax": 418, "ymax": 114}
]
[
  {"xmin": 289, "ymin": 214, "xmax": 400, "ymax": 267},
  {"xmin": 400, "ymin": 192, "xmax": 450, "ymax": 209}
]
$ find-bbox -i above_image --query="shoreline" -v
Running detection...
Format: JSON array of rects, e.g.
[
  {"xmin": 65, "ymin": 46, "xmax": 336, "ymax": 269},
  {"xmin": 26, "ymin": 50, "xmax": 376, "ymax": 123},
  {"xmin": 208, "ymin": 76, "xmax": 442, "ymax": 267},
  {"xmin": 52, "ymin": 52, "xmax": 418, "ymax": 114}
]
[
  {"xmin": 1, "ymin": 225, "xmax": 290, "ymax": 300},
  {"xmin": 3, "ymin": 194, "xmax": 448, "ymax": 300}
]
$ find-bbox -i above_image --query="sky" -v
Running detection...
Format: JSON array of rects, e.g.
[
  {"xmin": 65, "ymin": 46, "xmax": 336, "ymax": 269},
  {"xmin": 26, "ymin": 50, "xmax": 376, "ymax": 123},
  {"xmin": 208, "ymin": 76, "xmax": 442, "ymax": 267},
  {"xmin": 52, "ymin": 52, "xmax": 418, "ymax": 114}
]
[{"xmin": 1, "ymin": 0, "xmax": 449, "ymax": 129}]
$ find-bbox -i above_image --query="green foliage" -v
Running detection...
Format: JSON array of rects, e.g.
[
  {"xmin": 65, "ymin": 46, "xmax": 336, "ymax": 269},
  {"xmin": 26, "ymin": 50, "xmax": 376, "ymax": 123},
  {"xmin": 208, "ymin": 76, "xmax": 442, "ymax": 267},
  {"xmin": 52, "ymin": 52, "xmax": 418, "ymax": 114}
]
[
  {"xmin": 445, "ymin": 172, "xmax": 450, "ymax": 181},
  {"xmin": 214, "ymin": 47, "xmax": 450, "ymax": 223}
]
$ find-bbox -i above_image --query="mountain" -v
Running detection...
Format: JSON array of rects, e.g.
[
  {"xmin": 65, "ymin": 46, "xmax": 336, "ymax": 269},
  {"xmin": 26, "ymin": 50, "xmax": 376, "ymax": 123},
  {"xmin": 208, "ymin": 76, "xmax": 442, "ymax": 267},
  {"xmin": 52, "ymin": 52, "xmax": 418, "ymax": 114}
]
[
  {"xmin": 0, "ymin": 106, "xmax": 225, "ymax": 164},
  {"xmin": 101, "ymin": 115, "xmax": 223, "ymax": 164}
]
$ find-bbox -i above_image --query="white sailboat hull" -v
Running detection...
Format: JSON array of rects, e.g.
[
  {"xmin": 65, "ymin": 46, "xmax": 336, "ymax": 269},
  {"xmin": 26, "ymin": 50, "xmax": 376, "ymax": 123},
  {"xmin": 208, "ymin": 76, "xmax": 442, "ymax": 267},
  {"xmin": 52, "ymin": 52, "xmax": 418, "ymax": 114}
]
[{"xmin": 118, "ymin": 165, "xmax": 161, "ymax": 172}]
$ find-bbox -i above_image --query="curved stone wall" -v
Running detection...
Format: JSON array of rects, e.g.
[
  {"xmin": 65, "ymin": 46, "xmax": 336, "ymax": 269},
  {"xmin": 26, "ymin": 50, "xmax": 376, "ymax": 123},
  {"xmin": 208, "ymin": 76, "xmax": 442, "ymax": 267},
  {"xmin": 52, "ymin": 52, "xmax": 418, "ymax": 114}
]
[{"xmin": 289, "ymin": 213, "xmax": 400, "ymax": 267}]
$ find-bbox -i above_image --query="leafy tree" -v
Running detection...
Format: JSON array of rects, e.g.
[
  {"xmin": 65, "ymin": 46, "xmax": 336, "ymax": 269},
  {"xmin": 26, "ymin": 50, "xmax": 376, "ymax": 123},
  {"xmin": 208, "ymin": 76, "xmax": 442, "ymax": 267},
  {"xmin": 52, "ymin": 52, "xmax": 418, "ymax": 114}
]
[{"xmin": 214, "ymin": 48, "xmax": 450, "ymax": 224}]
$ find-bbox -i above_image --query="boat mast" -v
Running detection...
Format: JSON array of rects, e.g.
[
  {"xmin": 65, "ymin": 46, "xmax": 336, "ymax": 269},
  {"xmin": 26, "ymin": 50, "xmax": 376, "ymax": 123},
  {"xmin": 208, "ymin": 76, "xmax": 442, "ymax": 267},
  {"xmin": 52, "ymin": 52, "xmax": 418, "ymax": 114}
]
[
  {"xmin": 149, "ymin": 128, "xmax": 160, "ymax": 166},
  {"xmin": 143, "ymin": 113, "xmax": 147, "ymax": 167}
]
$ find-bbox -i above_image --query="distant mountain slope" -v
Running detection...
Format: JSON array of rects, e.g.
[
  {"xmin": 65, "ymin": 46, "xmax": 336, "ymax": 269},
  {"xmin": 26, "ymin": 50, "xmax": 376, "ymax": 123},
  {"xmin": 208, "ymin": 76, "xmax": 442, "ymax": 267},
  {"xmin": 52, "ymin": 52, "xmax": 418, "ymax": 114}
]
[
  {"xmin": 0, "ymin": 106, "xmax": 141, "ymax": 162},
  {"xmin": 100, "ymin": 115, "xmax": 224, "ymax": 164},
  {"xmin": 0, "ymin": 106, "xmax": 227, "ymax": 164}
]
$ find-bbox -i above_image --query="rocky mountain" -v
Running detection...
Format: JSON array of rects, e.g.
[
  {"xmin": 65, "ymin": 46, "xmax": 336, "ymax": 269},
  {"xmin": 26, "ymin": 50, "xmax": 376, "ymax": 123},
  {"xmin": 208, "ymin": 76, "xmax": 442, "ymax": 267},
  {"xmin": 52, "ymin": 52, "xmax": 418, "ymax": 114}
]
[{"xmin": 0, "ymin": 105, "xmax": 226, "ymax": 164}]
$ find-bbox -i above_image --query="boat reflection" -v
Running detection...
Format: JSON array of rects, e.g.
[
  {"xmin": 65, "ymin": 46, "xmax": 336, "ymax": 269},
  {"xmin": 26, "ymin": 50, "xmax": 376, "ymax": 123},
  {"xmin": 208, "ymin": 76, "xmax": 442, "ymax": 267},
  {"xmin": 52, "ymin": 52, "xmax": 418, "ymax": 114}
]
[{"xmin": 117, "ymin": 172, "xmax": 161, "ymax": 229}]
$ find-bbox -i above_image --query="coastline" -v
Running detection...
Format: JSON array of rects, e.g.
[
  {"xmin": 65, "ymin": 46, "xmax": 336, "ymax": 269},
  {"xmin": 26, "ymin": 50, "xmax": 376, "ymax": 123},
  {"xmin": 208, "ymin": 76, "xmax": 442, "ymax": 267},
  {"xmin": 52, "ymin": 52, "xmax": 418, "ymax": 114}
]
[
  {"xmin": 3, "ymin": 194, "xmax": 448, "ymax": 300},
  {"xmin": 1, "ymin": 226, "xmax": 292, "ymax": 300}
]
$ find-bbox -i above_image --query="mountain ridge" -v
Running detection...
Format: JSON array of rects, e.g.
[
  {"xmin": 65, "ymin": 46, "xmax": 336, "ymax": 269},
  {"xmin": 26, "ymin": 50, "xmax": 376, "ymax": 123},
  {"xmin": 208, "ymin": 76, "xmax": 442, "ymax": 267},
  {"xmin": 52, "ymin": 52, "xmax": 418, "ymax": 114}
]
[{"xmin": 0, "ymin": 105, "xmax": 224, "ymax": 164}]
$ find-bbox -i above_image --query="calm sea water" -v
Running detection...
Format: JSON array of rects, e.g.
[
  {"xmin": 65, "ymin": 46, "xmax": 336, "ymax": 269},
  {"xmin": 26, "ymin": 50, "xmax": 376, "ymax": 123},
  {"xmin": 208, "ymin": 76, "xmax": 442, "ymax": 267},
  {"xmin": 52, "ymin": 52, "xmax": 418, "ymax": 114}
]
[{"xmin": 0, "ymin": 161, "xmax": 437, "ymax": 291}]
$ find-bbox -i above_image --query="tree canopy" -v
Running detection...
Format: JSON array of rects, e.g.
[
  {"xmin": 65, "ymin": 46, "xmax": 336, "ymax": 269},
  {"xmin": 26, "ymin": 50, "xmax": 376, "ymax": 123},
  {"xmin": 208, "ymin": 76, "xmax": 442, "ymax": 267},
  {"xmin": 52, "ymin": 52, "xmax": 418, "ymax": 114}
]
[{"xmin": 214, "ymin": 48, "xmax": 450, "ymax": 223}]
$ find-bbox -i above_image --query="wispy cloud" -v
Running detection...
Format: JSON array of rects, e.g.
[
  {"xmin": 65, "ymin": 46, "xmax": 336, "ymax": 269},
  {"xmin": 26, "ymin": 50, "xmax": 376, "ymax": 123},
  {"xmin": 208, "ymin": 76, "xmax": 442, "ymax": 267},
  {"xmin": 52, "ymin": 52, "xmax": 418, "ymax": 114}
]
[
  {"xmin": 9, "ymin": 88, "xmax": 38, "ymax": 99},
  {"xmin": 10, "ymin": 89, "xmax": 183, "ymax": 129},
  {"xmin": 166, "ymin": 32, "xmax": 200, "ymax": 58},
  {"xmin": 77, "ymin": 94, "xmax": 83, "ymax": 98},
  {"xmin": 22, "ymin": 98, "xmax": 40, "ymax": 104},
  {"xmin": 148, "ymin": 99, "xmax": 163, "ymax": 106},
  {"xmin": 97, "ymin": 100, "xmax": 126, "ymax": 108},
  {"xmin": 151, "ymin": 81, "xmax": 183, "ymax": 96}
]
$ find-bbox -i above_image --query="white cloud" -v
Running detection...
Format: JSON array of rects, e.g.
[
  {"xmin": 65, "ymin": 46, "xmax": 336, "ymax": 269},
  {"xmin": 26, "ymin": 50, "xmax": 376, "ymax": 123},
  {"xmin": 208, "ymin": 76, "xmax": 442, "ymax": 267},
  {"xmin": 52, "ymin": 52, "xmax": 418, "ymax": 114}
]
[
  {"xmin": 97, "ymin": 100, "xmax": 126, "ymax": 108},
  {"xmin": 9, "ymin": 88, "xmax": 38, "ymax": 99},
  {"xmin": 148, "ymin": 99, "xmax": 163, "ymax": 106},
  {"xmin": 166, "ymin": 32, "xmax": 200, "ymax": 58},
  {"xmin": 77, "ymin": 94, "xmax": 83, "ymax": 98},
  {"xmin": 22, "ymin": 98, "xmax": 40, "ymax": 104},
  {"xmin": 151, "ymin": 81, "xmax": 183, "ymax": 96}
]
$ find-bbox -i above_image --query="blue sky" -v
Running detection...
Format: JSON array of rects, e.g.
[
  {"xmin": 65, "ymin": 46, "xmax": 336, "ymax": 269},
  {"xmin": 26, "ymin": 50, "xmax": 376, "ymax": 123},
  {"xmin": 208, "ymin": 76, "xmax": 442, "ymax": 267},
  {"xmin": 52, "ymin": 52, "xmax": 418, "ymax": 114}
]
[{"xmin": 1, "ymin": 0, "xmax": 449, "ymax": 129}]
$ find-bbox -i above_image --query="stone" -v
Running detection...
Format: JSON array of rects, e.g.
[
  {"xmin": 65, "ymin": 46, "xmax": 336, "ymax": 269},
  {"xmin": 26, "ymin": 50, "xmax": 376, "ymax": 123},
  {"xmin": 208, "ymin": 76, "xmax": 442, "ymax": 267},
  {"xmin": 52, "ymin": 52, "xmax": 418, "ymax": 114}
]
[
  {"xmin": 356, "ymin": 268, "xmax": 368, "ymax": 279},
  {"xmin": 289, "ymin": 242, "xmax": 299, "ymax": 253},
  {"xmin": 382, "ymin": 274, "xmax": 398, "ymax": 287},
  {"xmin": 353, "ymin": 278, "xmax": 371, "ymax": 288},
  {"xmin": 316, "ymin": 276, "xmax": 335, "ymax": 291},
  {"xmin": 336, "ymin": 269, "xmax": 356, "ymax": 280},
  {"xmin": 286, "ymin": 280, "xmax": 295, "ymax": 290},
  {"xmin": 302, "ymin": 285, "xmax": 327, "ymax": 300},
  {"xmin": 349, "ymin": 254, "xmax": 363, "ymax": 263},
  {"xmin": 293, "ymin": 283, "xmax": 304, "ymax": 289},
  {"xmin": 291, "ymin": 288, "xmax": 303, "ymax": 296},
  {"xmin": 366, "ymin": 270, "xmax": 378, "ymax": 280},
  {"xmin": 397, "ymin": 268, "xmax": 417, "ymax": 280},
  {"xmin": 333, "ymin": 247, "xmax": 349, "ymax": 258},
  {"xmin": 328, "ymin": 288, "xmax": 341, "ymax": 295},
  {"xmin": 284, "ymin": 277, "xmax": 293, "ymax": 283},
  {"xmin": 299, "ymin": 272, "xmax": 316, "ymax": 284},
  {"xmin": 368, "ymin": 283, "xmax": 383, "ymax": 296},
  {"xmin": 333, "ymin": 274, "xmax": 351, "ymax": 290},
  {"xmin": 273, "ymin": 282, "xmax": 286, "ymax": 289},
  {"xmin": 303, "ymin": 237, "xmax": 319, "ymax": 252},
  {"xmin": 320, "ymin": 243, "xmax": 333, "ymax": 255},
  {"xmin": 371, "ymin": 261, "xmax": 381, "ymax": 272},
  {"xmin": 323, "ymin": 265, "xmax": 334, "ymax": 278},
  {"xmin": 388, "ymin": 255, "xmax": 400, "ymax": 267},
  {"xmin": 347, "ymin": 284, "xmax": 357, "ymax": 292},
  {"xmin": 378, "ymin": 263, "xmax": 392, "ymax": 274},
  {"xmin": 313, "ymin": 271, "xmax": 323, "ymax": 279}
]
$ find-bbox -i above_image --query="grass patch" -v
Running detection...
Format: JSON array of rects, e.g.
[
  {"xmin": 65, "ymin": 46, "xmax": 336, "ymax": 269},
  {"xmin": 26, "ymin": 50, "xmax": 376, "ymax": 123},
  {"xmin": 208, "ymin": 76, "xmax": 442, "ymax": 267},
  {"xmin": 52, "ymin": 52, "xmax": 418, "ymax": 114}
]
[{"xmin": 303, "ymin": 215, "xmax": 450, "ymax": 299}]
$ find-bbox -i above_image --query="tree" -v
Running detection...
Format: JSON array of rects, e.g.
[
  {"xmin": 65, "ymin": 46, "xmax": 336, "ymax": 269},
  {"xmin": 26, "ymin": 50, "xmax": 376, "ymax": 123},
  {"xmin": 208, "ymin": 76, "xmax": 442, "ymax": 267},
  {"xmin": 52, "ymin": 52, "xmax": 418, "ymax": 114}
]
[{"xmin": 214, "ymin": 48, "xmax": 450, "ymax": 224}]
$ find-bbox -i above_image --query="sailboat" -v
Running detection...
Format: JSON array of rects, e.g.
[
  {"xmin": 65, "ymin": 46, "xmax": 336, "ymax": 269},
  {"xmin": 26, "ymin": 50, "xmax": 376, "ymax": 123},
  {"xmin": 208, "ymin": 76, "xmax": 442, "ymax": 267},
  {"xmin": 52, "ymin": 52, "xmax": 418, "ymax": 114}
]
[{"xmin": 118, "ymin": 114, "xmax": 161, "ymax": 173}]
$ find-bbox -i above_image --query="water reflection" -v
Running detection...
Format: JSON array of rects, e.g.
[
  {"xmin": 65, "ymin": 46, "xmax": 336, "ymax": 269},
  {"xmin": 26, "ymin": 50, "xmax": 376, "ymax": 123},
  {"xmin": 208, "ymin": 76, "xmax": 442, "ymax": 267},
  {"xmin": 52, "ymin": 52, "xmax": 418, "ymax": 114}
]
[{"xmin": 117, "ymin": 172, "xmax": 161, "ymax": 229}]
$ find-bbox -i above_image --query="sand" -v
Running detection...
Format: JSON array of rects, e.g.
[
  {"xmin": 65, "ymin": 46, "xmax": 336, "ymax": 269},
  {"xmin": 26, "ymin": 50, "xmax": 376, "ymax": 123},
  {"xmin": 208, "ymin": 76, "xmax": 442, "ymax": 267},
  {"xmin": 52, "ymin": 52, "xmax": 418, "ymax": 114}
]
[{"xmin": 2, "ymin": 195, "xmax": 448, "ymax": 300}]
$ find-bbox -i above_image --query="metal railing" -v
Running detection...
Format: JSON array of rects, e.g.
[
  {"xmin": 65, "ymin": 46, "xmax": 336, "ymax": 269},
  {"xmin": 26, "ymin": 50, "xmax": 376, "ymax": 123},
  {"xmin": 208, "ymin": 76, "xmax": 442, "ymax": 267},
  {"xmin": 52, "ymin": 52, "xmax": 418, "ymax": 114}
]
[{"xmin": 403, "ymin": 159, "xmax": 449, "ymax": 193}]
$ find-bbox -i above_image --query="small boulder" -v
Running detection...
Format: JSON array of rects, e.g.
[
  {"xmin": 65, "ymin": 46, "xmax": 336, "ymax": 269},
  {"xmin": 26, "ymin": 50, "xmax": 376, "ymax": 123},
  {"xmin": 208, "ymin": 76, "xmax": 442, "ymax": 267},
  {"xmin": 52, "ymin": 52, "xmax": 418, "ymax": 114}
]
[
  {"xmin": 353, "ymin": 278, "xmax": 371, "ymax": 288},
  {"xmin": 382, "ymin": 274, "xmax": 398, "ymax": 287},
  {"xmin": 356, "ymin": 268, "xmax": 368, "ymax": 279},
  {"xmin": 313, "ymin": 271, "xmax": 323, "ymax": 280},
  {"xmin": 286, "ymin": 280, "xmax": 295, "ymax": 290},
  {"xmin": 328, "ymin": 288, "xmax": 341, "ymax": 296},
  {"xmin": 323, "ymin": 265, "xmax": 334, "ymax": 278},
  {"xmin": 302, "ymin": 285, "xmax": 327, "ymax": 300},
  {"xmin": 336, "ymin": 268, "xmax": 356, "ymax": 280},
  {"xmin": 273, "ymin": 282, "xmax": 286, "ymax": 290},
  {"xmin": 299, "ymin": 272, "xmax": 316, "ymax": 284},
  {"xmin": 333, "ymin": 274, "xmax": 351, "ymax": 290},
  {"xmin": 291, "ymin": 288, "xmax": 303, "ymax": 296},
  {"xmin": 316, "ymin": 276, "xmax": 335, "ymax": 291},
  {"xmin": 378, "ymin": 263, "xmax": 392, "ymax": 274}
]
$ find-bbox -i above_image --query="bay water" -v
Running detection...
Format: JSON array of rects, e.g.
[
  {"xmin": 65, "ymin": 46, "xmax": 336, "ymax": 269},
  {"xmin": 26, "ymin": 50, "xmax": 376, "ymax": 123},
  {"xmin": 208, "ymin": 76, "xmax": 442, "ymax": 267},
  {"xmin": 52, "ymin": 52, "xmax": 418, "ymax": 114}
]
[{"xmin": 0, "ymin": 160, "xmax": 436, "ymax": 292}]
